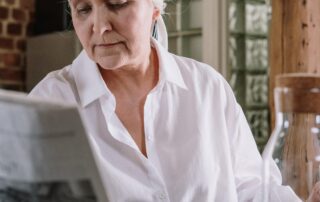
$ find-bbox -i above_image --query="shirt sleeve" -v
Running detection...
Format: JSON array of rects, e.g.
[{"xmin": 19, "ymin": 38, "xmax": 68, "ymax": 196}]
[{"xmin": 28, "ymin": 75, "xmax": 77, "ymax": 105}]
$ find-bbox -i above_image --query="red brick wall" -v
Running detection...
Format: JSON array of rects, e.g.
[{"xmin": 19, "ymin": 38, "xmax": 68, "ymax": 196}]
[{"xmin": 0, "ymin": 0, "xmax": 34, "ymax": 91}]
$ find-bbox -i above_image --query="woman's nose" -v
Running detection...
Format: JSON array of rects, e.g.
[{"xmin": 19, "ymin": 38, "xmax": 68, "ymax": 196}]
[{"xmin": 92, "ymin": 9, "xmax": 112, "ymax": 35}]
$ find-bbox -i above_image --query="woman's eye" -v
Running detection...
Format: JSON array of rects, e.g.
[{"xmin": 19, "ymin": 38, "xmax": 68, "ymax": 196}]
[
  {"xmin": 76, "ymin": 5, "xmax": 92, "ymax": 15},
  {"xmin": 107, "ymin": 2, "xmax": 129, "ymax": 10}
]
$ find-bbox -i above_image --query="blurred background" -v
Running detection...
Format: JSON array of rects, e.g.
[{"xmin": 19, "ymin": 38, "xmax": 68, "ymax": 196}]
[{"xmin": 0, "ymin": 0, "xmax": 271, "ymax": 150}]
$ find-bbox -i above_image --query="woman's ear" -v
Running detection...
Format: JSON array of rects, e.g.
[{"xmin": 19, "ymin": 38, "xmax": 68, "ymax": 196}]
[{"xmin": 152, "ymin": 7, "xmax": 161, "ymax": 21}]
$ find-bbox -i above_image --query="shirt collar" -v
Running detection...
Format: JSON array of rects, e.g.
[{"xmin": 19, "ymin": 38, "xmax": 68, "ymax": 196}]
[
  {"xmin": 72, "ymin": 39, "xmax": 187, "ymax": 107},
  {"xmin": 151, "ymin": 38, "xmax": 187, "ymax": 90},
  {"xmin": 71, "ymin": 51, "xmax": 109, "ymax": 107}
]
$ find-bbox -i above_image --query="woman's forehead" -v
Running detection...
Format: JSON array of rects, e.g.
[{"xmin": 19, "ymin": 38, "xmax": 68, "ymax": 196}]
[
  {"xmin": 68, "ymin": 0, "xmax": 161, "ymax": 5},
  {"xmin": 68, "ymin": 0, "xmax": 163, "ymax": 12}
]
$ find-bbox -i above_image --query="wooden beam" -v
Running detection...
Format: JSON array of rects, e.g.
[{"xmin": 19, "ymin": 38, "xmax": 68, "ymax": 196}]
[{"xmin": 269, "ymin": 0, "xmax": 320, "ymax": 129}]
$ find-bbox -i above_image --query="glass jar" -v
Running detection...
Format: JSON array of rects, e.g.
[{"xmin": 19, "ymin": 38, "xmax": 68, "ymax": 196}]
[{"xmin": 263, "ymin": 73, "xmax": 320, "ymax": 202}]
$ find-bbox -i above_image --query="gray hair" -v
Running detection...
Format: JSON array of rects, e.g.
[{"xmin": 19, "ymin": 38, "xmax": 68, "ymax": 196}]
[{"xmin": 153, "ymin": 0, "xmax": 166, "ymax": 13}]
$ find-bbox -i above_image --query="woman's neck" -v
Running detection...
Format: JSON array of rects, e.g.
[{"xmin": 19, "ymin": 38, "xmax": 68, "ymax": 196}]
[{"xmin": 99, "ymin": 47, "xmax": 159, "ymax": 99}]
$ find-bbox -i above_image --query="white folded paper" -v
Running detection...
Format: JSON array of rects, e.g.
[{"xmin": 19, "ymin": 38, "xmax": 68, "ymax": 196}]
[{"xmin": 0, "ymin": 89, "xmax": 108, "ymax": 202}]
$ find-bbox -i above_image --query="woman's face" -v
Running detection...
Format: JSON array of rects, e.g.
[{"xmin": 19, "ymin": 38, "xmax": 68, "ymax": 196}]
[{"xmin": 69, "ymin": 0, "xmax": 159, "ymax": 70}]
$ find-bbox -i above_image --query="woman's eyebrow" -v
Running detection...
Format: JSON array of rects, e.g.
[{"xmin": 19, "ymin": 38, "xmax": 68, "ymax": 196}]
[{"xmin": 69, "ymin": 0, "xmax": 80, "ymax": 6}]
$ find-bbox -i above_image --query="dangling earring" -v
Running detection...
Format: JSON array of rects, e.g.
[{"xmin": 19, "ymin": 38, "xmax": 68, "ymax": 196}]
[{"xmin": 152, "ymin": 20, "xmax": 158, "ymax": 39}]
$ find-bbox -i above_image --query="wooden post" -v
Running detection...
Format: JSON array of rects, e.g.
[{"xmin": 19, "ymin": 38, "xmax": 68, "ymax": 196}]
[{"xmin": 269, "ymin": 0, "xmax": 320, "ymax": 129}]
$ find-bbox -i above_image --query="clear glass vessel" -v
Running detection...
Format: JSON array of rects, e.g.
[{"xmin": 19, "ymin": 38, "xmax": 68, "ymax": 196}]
[{"xmin": 263, "ymin": 73, "xmax": 320, "ymax": 202}]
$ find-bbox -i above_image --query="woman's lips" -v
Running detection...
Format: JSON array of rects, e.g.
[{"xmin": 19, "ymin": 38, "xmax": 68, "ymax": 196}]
[{"xmin": 96, "ymin": 42, "xmax": 121, "ymax": 47}]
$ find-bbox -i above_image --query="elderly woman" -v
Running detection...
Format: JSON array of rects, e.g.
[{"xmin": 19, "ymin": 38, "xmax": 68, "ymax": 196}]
[{"xmin": 30, "ymin": 0, "xmax": 300, "ymax": 201}]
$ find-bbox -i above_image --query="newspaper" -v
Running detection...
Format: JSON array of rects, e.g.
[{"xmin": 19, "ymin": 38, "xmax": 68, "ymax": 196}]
[{"xmin": 0, "ymin": 89, "xmax": 108, "ymax": 202}]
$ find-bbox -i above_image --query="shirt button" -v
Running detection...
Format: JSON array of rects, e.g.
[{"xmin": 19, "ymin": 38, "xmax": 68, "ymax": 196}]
[
  {"xmin": 147, "ymin": 135, "xmax": 152, "ymax": 141},
  {"xmin": 158, "ymin": 192, "xmax": 166, "ymax": 200}
]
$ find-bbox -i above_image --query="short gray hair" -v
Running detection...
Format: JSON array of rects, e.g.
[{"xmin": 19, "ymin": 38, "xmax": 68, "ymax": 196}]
[{"xmin": 153, "ymin": 0, "xmax": 166, "ymax": 14}]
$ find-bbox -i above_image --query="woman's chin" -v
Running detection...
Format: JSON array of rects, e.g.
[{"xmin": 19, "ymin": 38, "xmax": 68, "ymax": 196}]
[{"xmin": 96, "ymin": 57, "xmax": 127, "ymax": 71}]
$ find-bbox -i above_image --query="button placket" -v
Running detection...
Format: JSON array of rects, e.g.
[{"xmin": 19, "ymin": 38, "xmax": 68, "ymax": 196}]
[
  {"xmin": 145, "ymin": 162, "xmax": 170, "ymax": 202},
  {"xmin": 144, "ymin": 88, "xmax": 170, "ymax": 202},
  {"xmin": 144, "ymin": 94, "xmax": 155, "ymax": 142}
]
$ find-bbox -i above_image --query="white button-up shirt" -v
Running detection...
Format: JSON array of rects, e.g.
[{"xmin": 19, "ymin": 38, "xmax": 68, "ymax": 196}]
[{"xmin": 29, "ymin": 39, "xmax": 298, "ymax": 202}]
